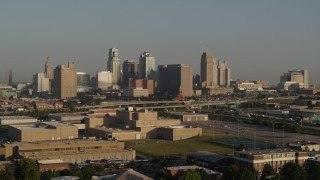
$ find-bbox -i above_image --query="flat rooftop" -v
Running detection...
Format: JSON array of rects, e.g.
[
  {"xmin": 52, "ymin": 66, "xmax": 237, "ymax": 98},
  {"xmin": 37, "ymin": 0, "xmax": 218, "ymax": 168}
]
[
  {"xmin": 0, "ymin": 116, "xmax": 36, "ymax": 120},
  {"xmin": 235, "ymin": 148, "xmax": 304, "ymax": 155},
  {"xmin": 92, "ymin": 127, "xmax": 140, "ymax": 133},
  {"xmin": 171, "ymin": 112, "xmax": 208, "ymax": 116},
  {"xmin": 4, "ymin": 139, "xmax": 122, "ymax": 148}
]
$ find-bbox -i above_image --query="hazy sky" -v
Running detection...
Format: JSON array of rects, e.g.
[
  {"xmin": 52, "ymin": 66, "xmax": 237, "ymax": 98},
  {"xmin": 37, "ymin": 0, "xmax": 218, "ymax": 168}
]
[{"xmin": 0, "ymin": 1, "xmax": 319, "ymax": 85}]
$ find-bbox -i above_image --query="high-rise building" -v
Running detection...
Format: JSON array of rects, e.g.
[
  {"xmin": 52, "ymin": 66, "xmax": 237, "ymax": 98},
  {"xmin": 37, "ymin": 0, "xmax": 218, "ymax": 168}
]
[
  {"xmin": 158, "ymin": 64, "xmax": 193, "ymax": 97},
  {"xmin": 107, "ymin": 48, "xmax": 121, "ymax": 86},
  {"xmin": 122, "ymin": 60, "xmax": 139, "ymax": 88},
  {"xmin": 44, "ymin": 57, "xmax": 54, "ymax": 93},
  {"xmin": 77, "ymin": 72, "xmax": 90, "ymax": 87},
  {"xmin": 33, "ymin": 73, "xmax": 50, "ymax": 93},
  {"xmin": 280, "ymin": 70, "xmax": 309, "ymax": 89},
  {"xmin": 6, "ymin": 70, "xmax": 12, "ymax": 86},
  {"xmin": 139, "ymin": 51, "xmax": 156, "ymax": 80},
  {"xmin": 129, "ymin": 79, "xmax": 154, "ymax": 95},
  {"xmin": 96, "ymin": 71, "xmax": 113, "ymax": 90},
  {"xmin": 44, "ymin": 57, "xmax": 54, "ymax": 80},
  {"xmin": 200, "ymin": 52, "xmax": 218, "ymax": 87},
  {"xmin": 217, "ymin": 60, "xmax": 231, "ymax": 87},
  {"xmin": 53, "ymin": 62, "xmax": 77, "ymax": 99}
]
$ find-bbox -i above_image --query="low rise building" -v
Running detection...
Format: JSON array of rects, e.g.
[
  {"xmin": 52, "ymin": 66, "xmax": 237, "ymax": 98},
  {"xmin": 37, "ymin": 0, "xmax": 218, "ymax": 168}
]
[
  {"xmin": 158, "ymin": 126, "xmax": 202, "ymax": 141},
  {"xmin": 2, "ymin": 139, "xmax": 136, "ymax": 163},
  {"xmin": 235, "ymin": 82, "xmax": 263, "ymax": 91},
  {"xmin": 234, "ymin": 149, "xmax": 308, "ymax": 174},
  {"xmin": 202, "ymin": 87, "xmax": 233, "ymax": 96},
  {"xmin": 187, "ymin": 151, "xmax": 234, "ymax": 170},
  {"xmin": 37, "ymin": 159, "xmax": 70, "ymax": 172},
  {"xmin": 48, "ymin": 114, "xmax": 84, "ymax": 123},
  {"xmin": 171, "ymin": 112, "xmax": 208, "ymax": 122},
  {"xmin": 0, "ymin": 116, "xmax": 38, "ymax": 125},
  {"xmin": 8, "ymin": 122, "xmax": 78, "ymax": 142}
]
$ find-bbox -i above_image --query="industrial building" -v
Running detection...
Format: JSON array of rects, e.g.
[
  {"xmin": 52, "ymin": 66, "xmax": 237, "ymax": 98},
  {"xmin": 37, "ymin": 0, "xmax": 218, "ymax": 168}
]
[
  {"xmin": 48, "ymin": 114, "xmax": 84, "ymax": 122},
  {"xmin": 2, "ymin": 139, "xmax": 136, "ymax": 163},
  {"xmin": 8, "ymin": 122, "xmax": 78, "ymax": 142},
  {"xmin": 0, "ymin": 116, "xmax": 38, "ymax": 125}
]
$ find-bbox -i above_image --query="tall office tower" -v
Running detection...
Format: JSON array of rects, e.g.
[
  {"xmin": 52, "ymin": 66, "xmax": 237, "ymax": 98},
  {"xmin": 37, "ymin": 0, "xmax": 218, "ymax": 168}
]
[
  {"xmin": 200, "ymin": 52, "xmax": 218, "ymax": 87},
  {"xmin": 6, "ymin": 69, "xmax": 12, "ymax": 86},
  {"xmin": 217, "ymin": 60, "xmax": 231, "ymax": 87},
  {"xmin": 53, "ymin": 62, "xmax": 77, "ymax": 99},
  {"xmin": 44, "ymin": 57, "xmax": 54, "ymax": 80},
  {"xmin": 44, "ymin": 57, "xmax": 54, "ymax": 93},
  {"xmin": 122, "ymin": 60, "xmax": 139, "ymax": 88},
  {"xmin": 280, "ymin": 70, "xmax": 309, "ymax": 89},
  {"xmin": 77, "ymin": 72, "xmax": 90, "ymax": 87},
  {"xmin": 96, "ymin": 71, "xmax": 113, "ymax": 90},
  {"xmin": 139, "ymin": 51, "xmax": 156, "ymax": 80},
  {"xmin": 107, "ymin": 48, "xmax": 121, "ymax": 86},
  {"xmin": 33, "ymin": 73, "xmax": 49, "ymax": 93},
  {"xmin": 158, "ymin": 64, "xmax": 193, "ymax": 97}
]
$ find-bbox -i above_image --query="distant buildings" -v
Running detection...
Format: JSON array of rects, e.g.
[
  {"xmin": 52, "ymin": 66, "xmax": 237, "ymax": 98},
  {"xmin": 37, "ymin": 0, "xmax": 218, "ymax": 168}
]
[
  {"xmin": 217, "ymin": 60, "xmax": 231, "ymax": 87},
  {"xmin": 201, "ymin": 52, "xmax": 218, "ymax": 87},
  {"xmin": 53, "ymin": 62, "xmax": 77, "ymax": 99},
  {"xmin": 44, "ymin": 57, "xmax": 54, "ymax": 93},
  {"xmin": 107, "ymin": 48, "xmax": 121, "ymax": 87},
  {"xmin": 158, "ymin": 64, "xmax": 193, "ymax": 97},
  {"xmin": 129, "ymin": 79, "xmax": 154, "ymax": 95},
  {"xmin": 76, "ymin": 72, "xmax": 90, "ymax": 87},
  {"xmin": 33, "ymin": 73, "xmax": 50, "ymax": 93},
  {"xmin": 96, "ymin": 71, "xmax": 113, "ymax": 90},
  {"xmin": 139, "ymin": 51, "xmax": 156, "ymax": 80},
  {"xmin": 122, "ymin": 60, "xmax": 139, "ymax": 88},
  {"xmin": 6, "ymin": 69, "xmax": 12, "ymax": 86},
  {"xmin": 280, "ymin": 70, "xmax": 309, "ymax": 90},
  {"xmin": 200, "ymin": 52, "xmax": 231, "ymax": 88}
]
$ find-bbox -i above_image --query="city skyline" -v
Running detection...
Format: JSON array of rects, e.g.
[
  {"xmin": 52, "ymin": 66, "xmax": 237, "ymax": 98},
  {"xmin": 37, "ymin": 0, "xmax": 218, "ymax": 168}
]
[{"xmin": 0, "ymin": 1, "xmax": 319, "ymax": 85}]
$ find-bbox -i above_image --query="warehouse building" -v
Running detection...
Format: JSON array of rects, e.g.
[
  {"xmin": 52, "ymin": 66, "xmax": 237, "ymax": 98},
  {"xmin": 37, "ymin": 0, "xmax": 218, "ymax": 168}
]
[{"xmin": 0, "ymin": 116, "xmax": 38, "ymax": 125}]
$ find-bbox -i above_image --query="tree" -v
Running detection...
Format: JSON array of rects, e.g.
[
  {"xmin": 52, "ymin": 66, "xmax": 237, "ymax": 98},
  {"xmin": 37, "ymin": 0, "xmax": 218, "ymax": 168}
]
[
  {"xmin": 306, "ymin": 162, "xmax": 320, "ymax": 180},
  {"xmin": 15, "ymin": 158, "xmax": 41, "ymax": 180},
  {"xmin": 41, "ymin": 169, "xmax": 60, "ymax": 180},
  {"xmin": 155, "ymin": 169, "xmax": 172, "ymax": 180},
  {"xmin": 261, "ymin": 164, "xmax": 279, "ymax": 180},
  {"xmin": 0, "ymin": 164, "xmax": 15, "ymax": 180},
  {"xmin": 280, "ymin": 162, "xmax": 307, "ymax": 180},
  {"xmin": 196, "ymin": 168, "xmax": 209, "ymax": 180},
  {"xmin": 238, "ymin": 167, "xmax": 255, "ymax": 180},
  {"xmin": 180, "ymin": 169, "xmax": 201, "ymax": 180},
  {"xmin": 222, "ymin": 165, "xmax": 239, "ymax": 180}
]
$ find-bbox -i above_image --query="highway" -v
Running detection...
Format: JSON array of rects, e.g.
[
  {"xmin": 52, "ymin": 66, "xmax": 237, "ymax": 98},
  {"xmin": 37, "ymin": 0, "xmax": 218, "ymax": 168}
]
[{"xmin": 183, "ymin": 119, "xmax": 320, "ymax": 146}]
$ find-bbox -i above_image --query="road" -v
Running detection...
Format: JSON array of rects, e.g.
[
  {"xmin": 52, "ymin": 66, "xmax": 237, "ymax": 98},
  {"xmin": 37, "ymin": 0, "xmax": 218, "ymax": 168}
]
[{"xmin": 183, "ymin": 119, "xmax": 320, "ymax": 146}]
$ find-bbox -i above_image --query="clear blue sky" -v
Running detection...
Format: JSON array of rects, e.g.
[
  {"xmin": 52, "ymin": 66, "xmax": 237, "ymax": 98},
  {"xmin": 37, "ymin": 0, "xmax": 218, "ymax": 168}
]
[{"xmin": 0, "ymin": 0, "xmax": 319, "ymax": 85}]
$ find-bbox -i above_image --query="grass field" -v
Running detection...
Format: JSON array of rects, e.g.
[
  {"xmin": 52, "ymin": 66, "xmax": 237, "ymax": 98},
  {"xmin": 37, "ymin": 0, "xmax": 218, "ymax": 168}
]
[{"xmin": 125, "ymin": 131, "xmax": 234, "ymax": 159}]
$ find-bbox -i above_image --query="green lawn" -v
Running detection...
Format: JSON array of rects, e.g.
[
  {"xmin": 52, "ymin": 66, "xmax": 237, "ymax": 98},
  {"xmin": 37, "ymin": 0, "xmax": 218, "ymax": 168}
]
[{"xmin": 125, "ymin": 132, "xmax": 234, "ymax": 159}]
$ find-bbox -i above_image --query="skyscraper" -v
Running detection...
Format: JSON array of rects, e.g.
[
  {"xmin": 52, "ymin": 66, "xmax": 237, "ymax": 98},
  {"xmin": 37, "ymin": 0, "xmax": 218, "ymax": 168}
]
[
  {"xmin": 53, "ymin": 62, "xmax": 77, "ymax": 99},
  {"xmin": 6, "ymin": 69, "xmax": 12, "ymax": 86},
  {"xmin": 158, "ymin": 64, "xmax": 193, "ymax": 97},
  {"xmin": 33, "ymin": 73, "xmax": 50, "ymax": 93},
  {"xmin": 96, "ymin": 71, "xmax": 113, "ymax": 90},
  {"xmin": 44, "ymin": 57, "xmax": 54, "ymax": 80},
  {"xmin": 200, "ymin": 52, "xmax": 218, "ymax": 87},
  {"xmin": 77, "ymin": 72, "xmax": 90, "ymax": 87},
  {"xmin": 217, "ymin": 60, "xmax": 231, "ymax": 87},
  {"xmin": 107, "ymin": 48, "xmax": 121, "ymax": 87},
  {"xmin": 122, "ymin": 60, "xmax": 139, "ymax": 88},
  {"xmin": 44, "ymin": 57, "xmax": 54, "ymax": 93},
  {"xmin": 139, "ymin": 51, "xmax": 156, "ymax": 80}
]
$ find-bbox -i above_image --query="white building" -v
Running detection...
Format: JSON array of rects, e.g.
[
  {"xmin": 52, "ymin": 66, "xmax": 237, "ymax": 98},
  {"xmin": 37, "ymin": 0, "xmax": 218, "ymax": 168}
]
[
  {"xmin": 33, "ymin": 73, "xmax": 50, "ymax": 93},
  {"xmin": 107, "ymin": 48, "xmax": 121, "ymax": 86},
  {"xmin": 96, "ymin": 71, "xmax": 113, "ymax": 90},
  {"xmin": 123, "ymin": 87, "xmax": 149, "ymax": 97},
  {"xmin": 235, "ymin": 82, "xmax": 263, "ymax": 91}
]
